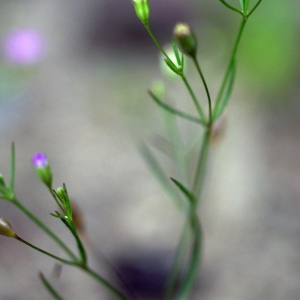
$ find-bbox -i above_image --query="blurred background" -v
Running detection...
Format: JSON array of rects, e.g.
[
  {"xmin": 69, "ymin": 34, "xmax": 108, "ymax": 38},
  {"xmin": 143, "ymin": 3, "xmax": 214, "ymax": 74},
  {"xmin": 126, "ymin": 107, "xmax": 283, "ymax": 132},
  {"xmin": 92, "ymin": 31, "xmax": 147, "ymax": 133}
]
[{"xmin": 0, "ymin": 0, "xmax": 299, "ymax": 299}]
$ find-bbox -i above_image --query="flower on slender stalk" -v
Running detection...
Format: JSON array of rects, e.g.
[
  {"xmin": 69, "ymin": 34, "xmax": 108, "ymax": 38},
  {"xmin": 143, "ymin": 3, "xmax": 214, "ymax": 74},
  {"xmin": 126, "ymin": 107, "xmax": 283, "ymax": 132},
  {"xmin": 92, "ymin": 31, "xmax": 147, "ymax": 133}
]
[
  {"xmin": 173, "ymin": 23, "xmax": 197, "ymax": 59},
  {"xmin": 132, "ymin": 0, "xmax": 150, "ymax": 26},
  {"xmin": 0, "ymin": 217, "xmax": 17, "ymax": 238},
  {"xmin": 32, "ymin": 152, "xmax": 52, "ymax": 189},
  {"xmin": 3, "ymin": 28, "xmax": 45, "ymax": 65}
]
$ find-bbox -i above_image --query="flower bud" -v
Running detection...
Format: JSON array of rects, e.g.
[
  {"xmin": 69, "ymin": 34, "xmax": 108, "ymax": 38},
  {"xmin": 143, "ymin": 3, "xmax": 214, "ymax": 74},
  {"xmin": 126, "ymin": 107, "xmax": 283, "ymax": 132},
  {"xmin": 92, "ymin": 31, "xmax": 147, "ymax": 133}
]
[
  {"xmin": 31, "ymin": 153, "xmax": 52, "ymax": 189},
  {"xmin": 173, "ymin": 23, "xmax": 197, "ymax": 58},
  {"xmin": 56, "ymin": 186, "xmax": 67, "ymax": 203},
  {"xmin": 0, "ymin": 217, "xmax": 17, "ymax": 238},
  {"xmin": 132, "ymin": 0, "xmax": 150, "ymax": 26},
  {"xmin": 56, "ymin": 184, "xmax": 72, "ymax": 215}
]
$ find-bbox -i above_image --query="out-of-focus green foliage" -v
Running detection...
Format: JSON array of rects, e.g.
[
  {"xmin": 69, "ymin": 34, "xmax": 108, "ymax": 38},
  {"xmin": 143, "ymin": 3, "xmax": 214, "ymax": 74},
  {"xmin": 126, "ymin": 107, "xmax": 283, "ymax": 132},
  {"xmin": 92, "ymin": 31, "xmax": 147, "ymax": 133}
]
[{"xmin": 238, "ymin": 0, "xmax": 297, "ymax": 95}]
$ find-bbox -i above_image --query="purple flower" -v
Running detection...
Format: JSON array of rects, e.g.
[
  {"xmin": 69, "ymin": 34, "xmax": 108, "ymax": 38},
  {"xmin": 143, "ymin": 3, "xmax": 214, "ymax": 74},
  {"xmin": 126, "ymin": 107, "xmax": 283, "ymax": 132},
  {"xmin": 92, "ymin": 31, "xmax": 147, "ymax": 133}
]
[
  {"xmin": 31, "ymin": 153, "xmax": 48, "ymax": 168},
  {"xmin": 32, "ymin": 152, "xmax": 52, "ymax": 189},
  {"xmin": 3, "ymin": 28, "xmax": 45, "ymax": 65}
]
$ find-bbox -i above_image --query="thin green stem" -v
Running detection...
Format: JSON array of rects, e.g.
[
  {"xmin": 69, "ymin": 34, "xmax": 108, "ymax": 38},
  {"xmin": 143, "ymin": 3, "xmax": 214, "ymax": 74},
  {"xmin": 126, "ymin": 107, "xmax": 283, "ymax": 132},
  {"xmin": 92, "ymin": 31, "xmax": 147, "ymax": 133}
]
[
  {"xmin": 181, "ymin": 75, "xmax": 207, "ymax": 124},
  {"xmin": 17, "ymin": 223, "xmax": 127, "ymax": 300},
  {"xmin": 247, "ymin": 0, "xmax": 263, "ymax": 18},
  {"xmin": 213, "ymin": 18, "xmax": 247, "ymax": 120},
  {"xmin": 144, "ymin": 25, "xmax": 206, "ymax": 124},
  {"xmin": 10, "ymin": 142, "xmax": 15, "ymax": 192},
  {"xmin": 219, "ymin": 0, "xmax": 243, "ymax": 16},
  {"xmin": 192, "ymin": 57, "xmax": 212, "ymax": 125},
  {"xmin": 174, "ymin": 214, "xmax": 202, "ymax": 300},
  {"xmin": 149, "ymin": 91, "xmax": 204, "ymax": 125},
  {"xmin": 72, "ymin": 229, "xmax": 87, "ymax": 266},
  {"xmin": 60, "ymin": 216, "xmax": 87, "ymax": 267},
  {"xmin": 162, "ymin": 220, "xmax": 190, "ymax": 300},
  {"xmin": 79, "ymin": 266, "xmax": 128, "ymax": 300},
  {"xmin": 192, "ymin": 128, "xmax": 211, "ymax": 201},
  {"xmin": 11, "ymin": 198, "xmax": 78, "ymax": 262},
  {"xmin": 16, "ymin": 236, "xmax": 75, "ymax": 266},
  {"xmin": 144, "ymin": 25, "xmax": 169, "ymax": 58},
  {"xmin": 40, "ymin": 273, "xmax": 65, "ymax": 300}
]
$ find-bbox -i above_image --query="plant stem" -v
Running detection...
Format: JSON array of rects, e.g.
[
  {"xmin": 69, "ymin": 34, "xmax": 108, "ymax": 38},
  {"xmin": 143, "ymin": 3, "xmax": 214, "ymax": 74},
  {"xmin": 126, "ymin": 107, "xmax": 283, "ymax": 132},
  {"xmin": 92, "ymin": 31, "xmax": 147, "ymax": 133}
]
[
  {"xmin": 12, "ymin": 198, "xmax": 78, "ymax": 262},
  {"xmin": 144, "ymin": 25, "xmax": 169, "ymax": 58},
  {"xmin": 181, "ymin": 75, "xmax": 207, "ymax": 124},
  {"xmin": 192, "ymin": 57, "xmax": 212, "ymax": 125},
  {"xmin": 60, "ymin": 216, "xmax": 87, "ymax": 267},
  {"xmin": 149, "ymin": 91, "xmax": 203, "ymax": 125},
  {"xmin": 247, "ymin": 0, "xmax": 263, "ymax": 18},
  {"xmin": 192, "ymin": 127, "xmax": 211, "ymax": 201},
  {"xmin": 16, "ymin": 236, "xmax": 75, "ymax": 266},
  {"xmin": 213, "ymin": 17, "xmax": 247, "ymax": 120},
  {"xmin": 162, "ymin": 220, "xmax": 190, "ymax": 299},
  {"xmin": 174, "ymin": 214, "xmax": 202, "ymax": 300},
  {"xmin": 10, "ymin": 142, "xmax": 15, "ymax": 192},
  {"xmin": 79, "ymin": 266, "xmax": 128, "ymax": 300},
  {"xmin": 219, "ymin": 0, "xmax": 243, "ymax": 16},
  {"xmin": 40, "ymin": 272, "xmax": 65, "ymax": 300}
]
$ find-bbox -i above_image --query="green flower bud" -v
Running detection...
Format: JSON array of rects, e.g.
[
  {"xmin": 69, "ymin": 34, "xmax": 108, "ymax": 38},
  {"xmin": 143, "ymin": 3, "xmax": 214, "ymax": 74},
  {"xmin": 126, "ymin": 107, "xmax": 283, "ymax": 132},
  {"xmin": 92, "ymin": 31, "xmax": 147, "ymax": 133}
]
[
  {"xmin": 56, "ymin": 184, "xmax": 72, "ymax": 216},
  {"xmin": 173, "ymin": 23, "xmax": 197, "ymax": 58},
  {"xmin": 31, "ymin": 153, "xmax": 52, "ymax": 190},
  {"xmin": 0, "ymin": 217, "xmax": 17, "ymax": 238},
  {"xmin": 132, "ymin": 0, "xmax": 150, "ymax": 26},
  {"xmin": 56, "ymin": 186, "xmax": 67, "ymax": 203}
]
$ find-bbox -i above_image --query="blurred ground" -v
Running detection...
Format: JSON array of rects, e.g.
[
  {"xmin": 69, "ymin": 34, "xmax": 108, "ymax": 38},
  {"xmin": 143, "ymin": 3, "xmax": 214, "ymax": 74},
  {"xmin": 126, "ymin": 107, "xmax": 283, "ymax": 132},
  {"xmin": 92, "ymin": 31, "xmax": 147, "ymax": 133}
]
[{"xmin": 0, "ymin": 1, "xmax": 299, "ymax": 300}]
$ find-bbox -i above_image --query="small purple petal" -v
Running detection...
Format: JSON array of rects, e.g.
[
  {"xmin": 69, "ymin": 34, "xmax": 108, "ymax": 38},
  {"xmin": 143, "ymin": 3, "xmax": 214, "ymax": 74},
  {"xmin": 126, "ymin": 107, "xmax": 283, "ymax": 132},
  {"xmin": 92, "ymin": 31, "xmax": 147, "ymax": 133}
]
[
  {"xmin": 32, "ymin": 153, "xmax": 48, "ymax": 168},
  {"xmin": 3, "ymin": 28, "xmax": 45, "ymax": 65}
]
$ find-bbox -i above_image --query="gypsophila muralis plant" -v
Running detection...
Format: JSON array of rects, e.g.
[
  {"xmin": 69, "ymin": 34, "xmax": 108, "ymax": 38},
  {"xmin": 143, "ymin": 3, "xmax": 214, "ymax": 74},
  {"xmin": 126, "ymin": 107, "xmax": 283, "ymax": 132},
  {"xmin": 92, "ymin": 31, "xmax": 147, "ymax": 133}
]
[{"xmin": 0, "ymin": 1, "xmax": 263, "ymax": 299}]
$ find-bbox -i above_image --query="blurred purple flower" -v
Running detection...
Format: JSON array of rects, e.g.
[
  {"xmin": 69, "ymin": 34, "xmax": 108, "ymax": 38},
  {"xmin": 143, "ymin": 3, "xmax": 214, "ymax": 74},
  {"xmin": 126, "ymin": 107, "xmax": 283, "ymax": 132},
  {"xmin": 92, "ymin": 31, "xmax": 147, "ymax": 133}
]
[
  {"xmin": 31, "ymin": 153, "xmax": 48, "ymax": 168},
  {"xmin": 3, "ymin": 28, "xmax": 45, "ymax": 65}
]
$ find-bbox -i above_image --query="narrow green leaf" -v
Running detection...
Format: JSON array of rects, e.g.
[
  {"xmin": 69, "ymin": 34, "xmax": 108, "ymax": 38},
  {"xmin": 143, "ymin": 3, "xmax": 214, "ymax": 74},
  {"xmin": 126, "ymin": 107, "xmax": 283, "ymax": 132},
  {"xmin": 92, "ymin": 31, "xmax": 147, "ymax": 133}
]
[
  {"xmin": 170, "ymin": 178, "xmax": 195, "ymax": 205},
  {"xmin": 50, "ymin": 213, "xmax": 67, "ymax": 220},
  {"xmin": 213, "ymin": 60, "xmax": 236, "ymax": 121},
  {"xmin": 172, "ymin": 38, "xmax": 182, "ymax": 67},
  {"xmin": 39, "ymin": 272, "xmax": 65, "ymax": 300},
  {"xmin": 244, "ymin": 0, "xmax": 249, "ymax": 12},
  {"xmin": 149, "ymin": 91, "xmax": 203, "ymax": 125},
  {"xmin": 139, "ymin": 143, "xmax": 185, "ymax": 211},
  {"xmin": 164, "ymin": 57, "xmax": 181, "ymax": 75},
  {"xmin": 218, "ymin": 0, "xmax": 243, "ymax": 15},
  {"xmin": 239, "ymin": 0, "xmax": 244, "ymax": 11}
]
